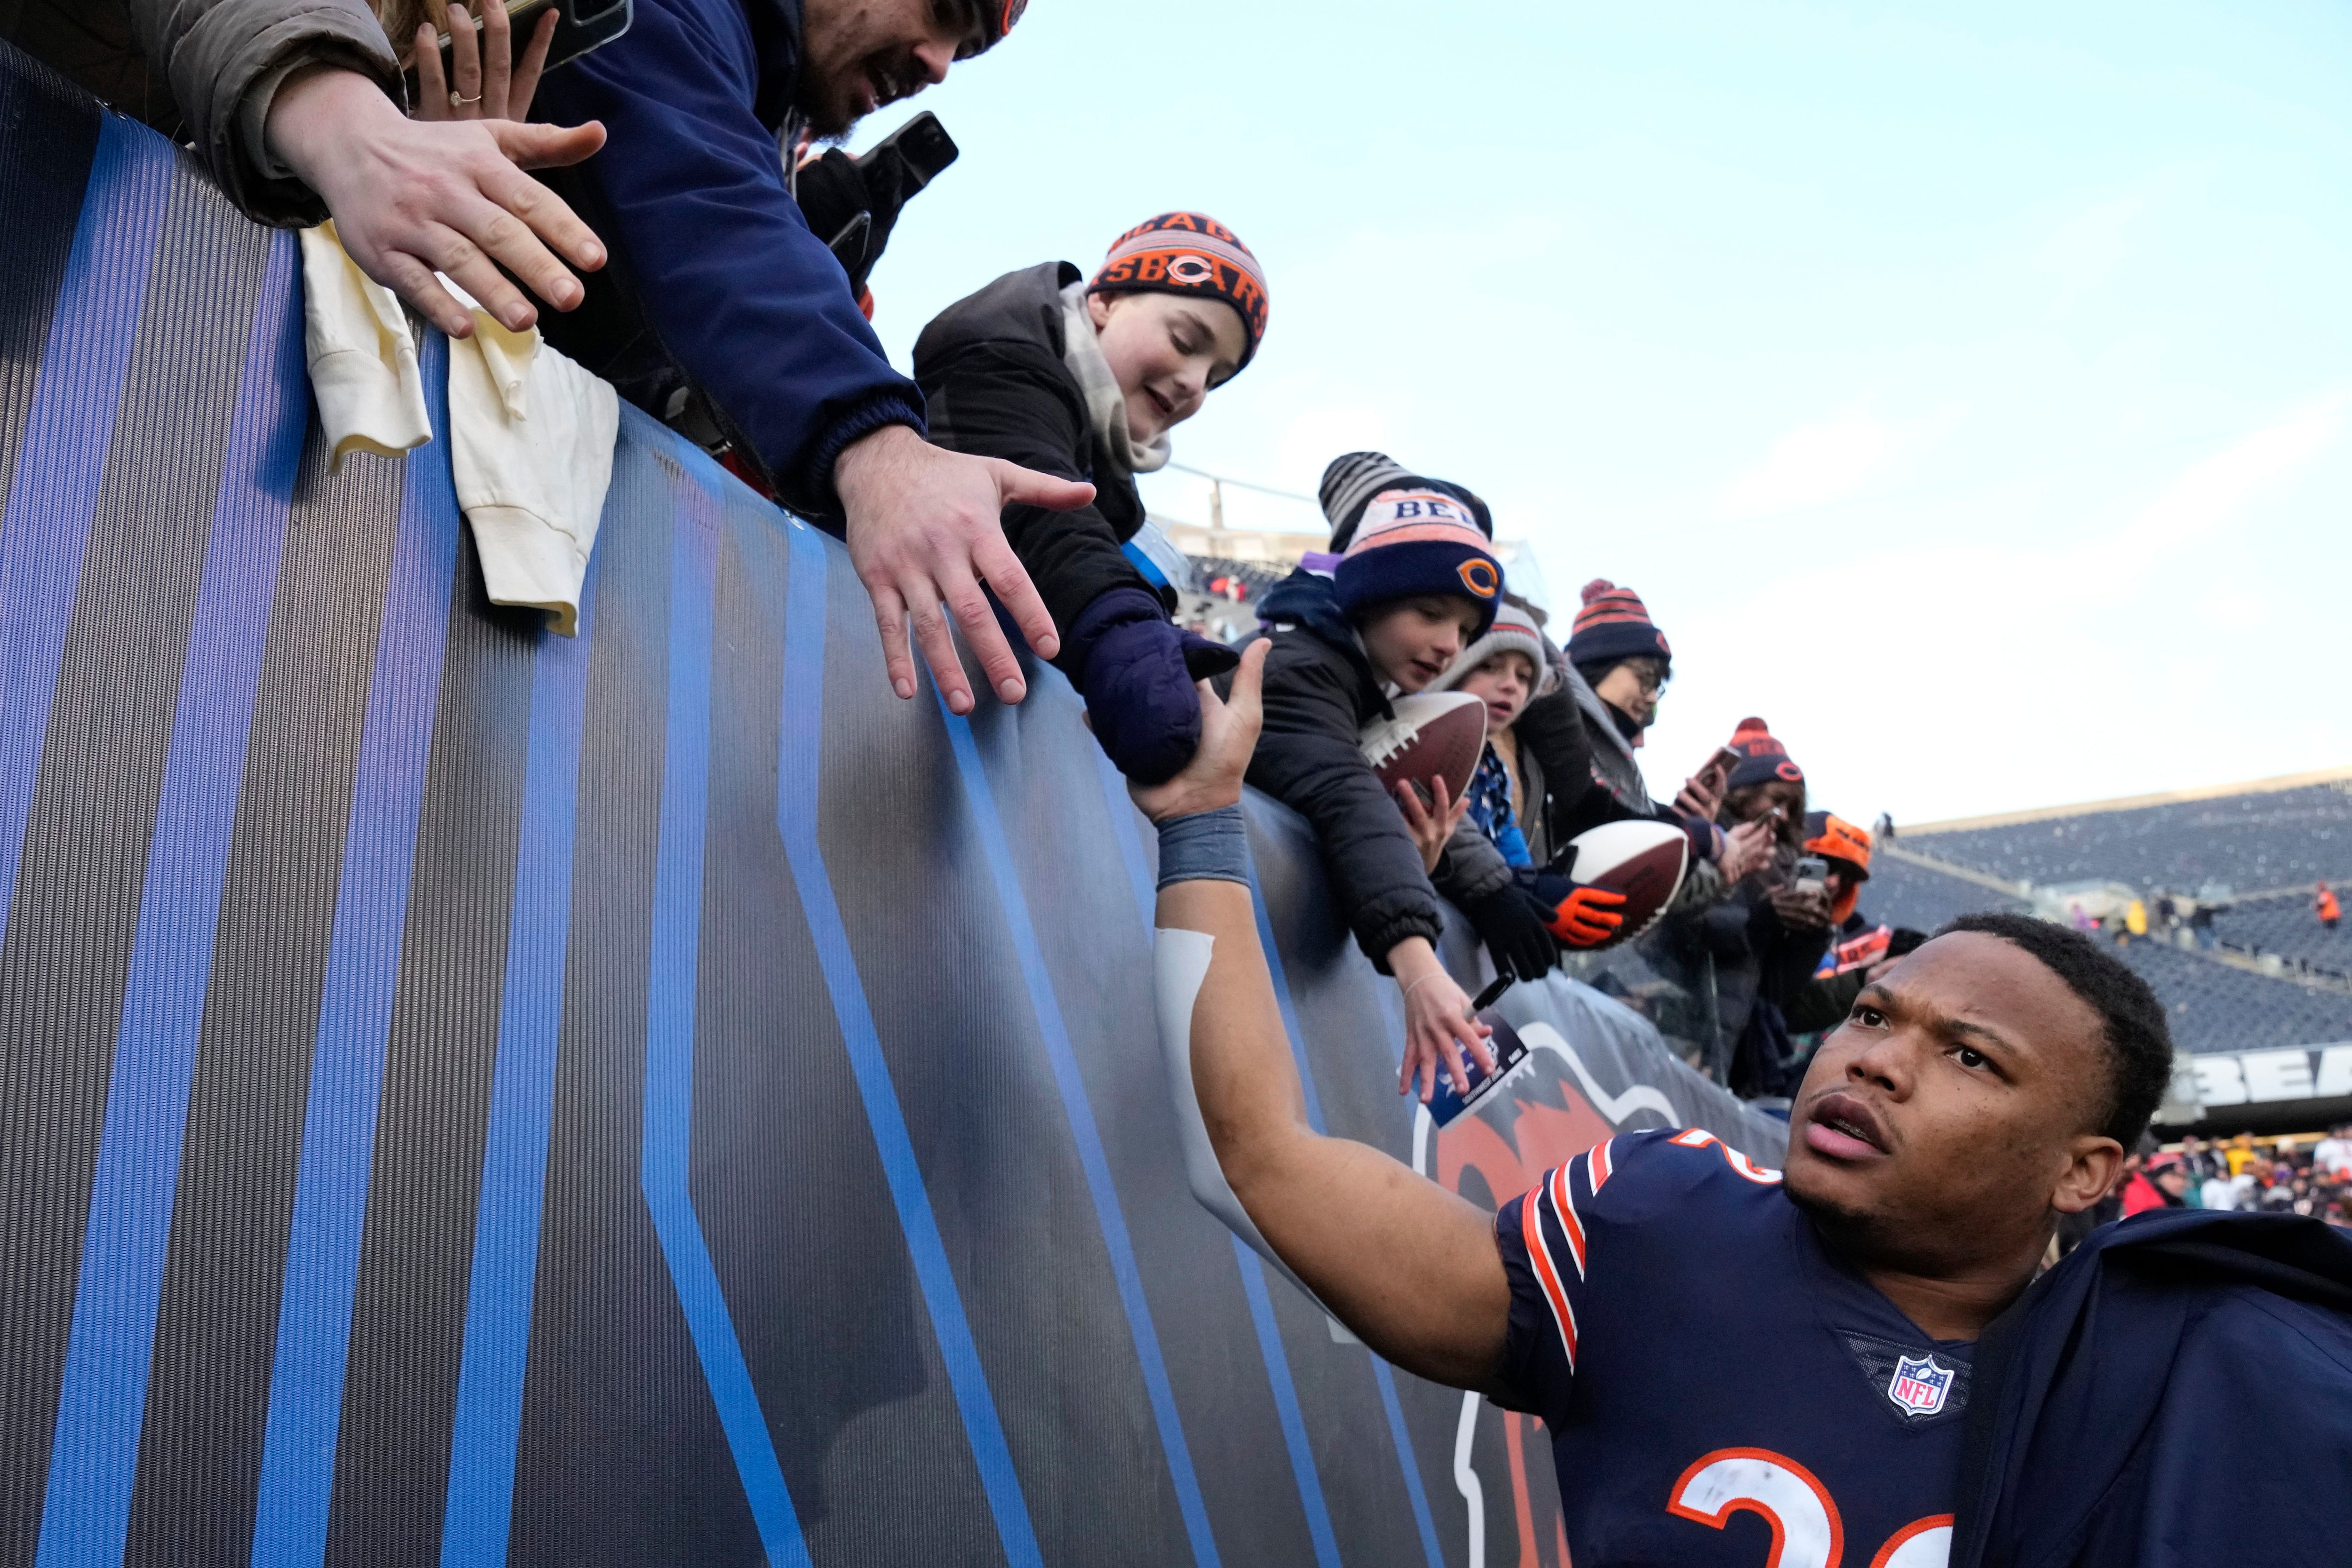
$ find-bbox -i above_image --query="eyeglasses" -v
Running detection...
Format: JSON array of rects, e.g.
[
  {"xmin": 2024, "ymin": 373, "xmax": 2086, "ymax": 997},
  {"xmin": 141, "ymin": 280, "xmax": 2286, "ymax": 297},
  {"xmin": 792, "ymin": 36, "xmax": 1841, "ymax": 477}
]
[{"xmin": 1626, "ymin": 664, "xmax": 1669, "ymax": 698}]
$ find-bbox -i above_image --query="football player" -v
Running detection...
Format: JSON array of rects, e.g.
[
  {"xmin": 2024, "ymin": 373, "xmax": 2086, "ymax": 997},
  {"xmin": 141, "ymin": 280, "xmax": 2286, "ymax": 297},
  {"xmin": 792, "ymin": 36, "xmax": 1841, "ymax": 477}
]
[{"xmin": 1138, "ymin": 641, "xmax": 2176, "ymax": 1567}]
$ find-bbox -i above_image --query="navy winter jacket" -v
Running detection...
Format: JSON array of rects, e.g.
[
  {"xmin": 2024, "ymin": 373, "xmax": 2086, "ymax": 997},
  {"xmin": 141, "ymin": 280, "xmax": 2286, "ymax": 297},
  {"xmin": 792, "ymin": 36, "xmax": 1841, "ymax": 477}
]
[
  {"xmin": 1226, "ymin": 569, "xmax": 1444, "ymax": 967},
  {"xmin": 1952, "ymin": 1209, "xmax": 2352, "ymax": 1568},
  {"xmin": 534, "ymin": 0, "xmax": 922, "ymax": 519}
]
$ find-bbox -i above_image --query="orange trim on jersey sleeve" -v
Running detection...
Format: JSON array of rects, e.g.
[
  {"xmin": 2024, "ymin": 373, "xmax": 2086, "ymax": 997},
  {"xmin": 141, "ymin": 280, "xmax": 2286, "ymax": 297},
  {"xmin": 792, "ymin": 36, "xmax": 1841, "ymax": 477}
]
[
  {"xmin": 1548, "ymin": 1164, "xmax": 1588, "ymax": 1277},
  {"xmin": 1589, "ymin": 1137, "xmax": 1615, "ymax": 1191},
  {"xmin": 1519, "ymin": 1186, "xmax": 1579, "ymax": 1369}
]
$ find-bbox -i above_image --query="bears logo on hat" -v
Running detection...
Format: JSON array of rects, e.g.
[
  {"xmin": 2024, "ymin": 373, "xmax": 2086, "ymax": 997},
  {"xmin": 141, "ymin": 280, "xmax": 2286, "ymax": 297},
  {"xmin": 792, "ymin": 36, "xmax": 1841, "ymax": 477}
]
[
  {"xmin": 1725, "ymin": 717, "xmax": 1803, "ymax": 790},
  {"xmin": 1089, "ymin": 213, "xmax": 1271, "ymax": 368}
]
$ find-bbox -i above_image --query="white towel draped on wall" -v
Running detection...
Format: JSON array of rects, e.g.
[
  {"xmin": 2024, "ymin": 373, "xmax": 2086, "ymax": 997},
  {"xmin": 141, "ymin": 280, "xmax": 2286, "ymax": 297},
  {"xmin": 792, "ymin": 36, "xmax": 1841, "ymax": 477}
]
[{"xmin": 297, "ymin": 223, "xmax": 617, "ymax": 636}]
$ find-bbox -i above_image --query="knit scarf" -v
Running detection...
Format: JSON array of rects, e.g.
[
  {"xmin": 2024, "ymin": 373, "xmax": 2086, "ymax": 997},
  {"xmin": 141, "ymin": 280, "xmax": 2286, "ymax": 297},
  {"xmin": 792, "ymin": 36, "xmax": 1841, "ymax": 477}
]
[{"xmin": 1060, "ymin": 281, "xmax": 1170, "ymax": 479}]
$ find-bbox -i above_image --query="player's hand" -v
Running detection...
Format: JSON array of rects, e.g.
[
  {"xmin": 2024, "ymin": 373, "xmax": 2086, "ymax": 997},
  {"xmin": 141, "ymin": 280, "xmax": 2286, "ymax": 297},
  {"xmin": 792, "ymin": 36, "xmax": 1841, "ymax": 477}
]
[
  {"xmin": 834, "ymin": 425, "xmax": 1094, "ymax": 715},
  {"xmin": 1390, "ymin": 941, "xmax": 1495, "ymax": 1103},
  {"xmin": 1130, "ymin": 639, "xmax": 1267, "ymax": 824},
  {"xmin": 1394, "ymin": 774, "xmax": 1472, "ymax": 874},
  {"xmin": 1545, "ymin": 885, "xmax": 1626, "ymax": 947},
  {"xmin": 414, "ymin": 1, "xmax": 559, "ymax": 124},
  {"xmin": 1717, "ymin": 817, "xmax": 1775, "ymax": 882},
  {"xmin": 265, "ymin": 64, "xmax": 606, "ymax": 338}
]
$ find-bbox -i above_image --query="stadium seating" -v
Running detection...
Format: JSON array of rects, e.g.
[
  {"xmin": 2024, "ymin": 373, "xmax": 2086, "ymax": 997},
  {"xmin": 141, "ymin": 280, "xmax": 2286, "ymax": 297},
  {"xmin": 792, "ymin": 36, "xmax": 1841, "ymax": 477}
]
[
  {"xmin": 2212, "ymin": 894, "xmax": 2352, "ymax": 976},
  {"xmin": 1906, "ymin": 783, "xmax": 2352, "ymax": 895},
  {"xmin": 1861, "ymin": 852, "xmax": 2352, "ymax": 1055}
]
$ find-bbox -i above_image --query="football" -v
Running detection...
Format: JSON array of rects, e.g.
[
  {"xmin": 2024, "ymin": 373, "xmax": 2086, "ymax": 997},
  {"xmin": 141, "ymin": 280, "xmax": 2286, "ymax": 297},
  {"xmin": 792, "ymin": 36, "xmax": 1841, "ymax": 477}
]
[
  {"xmin": 1564, "ymin": 819, "xmax": 1689, "ymax": 946},
  {"xmin": 1359, "ymin": 692, "xmax": 1488, "ymax": 810}
]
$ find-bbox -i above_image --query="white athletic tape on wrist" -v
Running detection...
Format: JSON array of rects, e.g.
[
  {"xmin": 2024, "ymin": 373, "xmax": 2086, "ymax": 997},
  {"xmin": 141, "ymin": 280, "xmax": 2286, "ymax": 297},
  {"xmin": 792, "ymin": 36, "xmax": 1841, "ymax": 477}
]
[{"xmin": 1153, "ymin": 927, "xmax": 1332, "ymax": 1313}]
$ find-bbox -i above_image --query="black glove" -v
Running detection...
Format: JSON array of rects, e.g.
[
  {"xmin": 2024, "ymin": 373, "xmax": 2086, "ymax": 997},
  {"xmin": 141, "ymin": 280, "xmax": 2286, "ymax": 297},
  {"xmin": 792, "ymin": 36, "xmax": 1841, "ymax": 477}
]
[
  {"xmin": 792, "ymin": 113, "xmax": 960, "ymax": 297},
  {"xmin": 1465, "ymin": 882, "xmax": 1561, "ymax": 983},
  {"xmin": 1068, "ymin": 587, "xmax": 1241, "ymax": 784}
]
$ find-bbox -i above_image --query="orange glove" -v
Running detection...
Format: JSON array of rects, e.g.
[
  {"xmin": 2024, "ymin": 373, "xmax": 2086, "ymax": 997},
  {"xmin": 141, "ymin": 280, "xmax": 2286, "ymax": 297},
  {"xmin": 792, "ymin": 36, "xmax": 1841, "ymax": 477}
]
[{"xmin": 1544, "ymin": 884, "xmax": 1627, "ymax": 947}]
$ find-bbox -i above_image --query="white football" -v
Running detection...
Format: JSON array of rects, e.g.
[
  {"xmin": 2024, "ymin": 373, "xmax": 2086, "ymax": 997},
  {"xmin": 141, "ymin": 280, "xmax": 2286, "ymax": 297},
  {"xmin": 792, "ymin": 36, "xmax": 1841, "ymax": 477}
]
[
  {"xmin": 1360, "ymin": 692, "xmax": 1487, "ymax": 809},
  {"xmin": 1565, "ymin": 819, "xmax": 1689, "ymax": 945}
]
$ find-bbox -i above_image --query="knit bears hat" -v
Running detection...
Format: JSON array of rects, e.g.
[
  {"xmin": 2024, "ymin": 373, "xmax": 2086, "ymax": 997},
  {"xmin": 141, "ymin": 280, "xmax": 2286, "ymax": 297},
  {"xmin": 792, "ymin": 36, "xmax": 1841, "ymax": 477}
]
[
  {"xmin": 1318, "ymin": 451, "xmax": 1494, "ymax": 551},
  {"xmin": 1089, "ymin": 213, "xmax": 1270, "ymax": 369},
  {"xmin": 1333, "ymin": 489, "xmax": 1502, "ymax": 635},
  {"xmin": 1434, "ymin": 596, "xmax": 1557, "ymax": 697},
  {"xmin": 1567, "ymin": 580, "xmax": 1671, "ymax": 670},
  {"xmin": 1725, "ymin": 717, "xmax": 1804, "ymax": 790}
]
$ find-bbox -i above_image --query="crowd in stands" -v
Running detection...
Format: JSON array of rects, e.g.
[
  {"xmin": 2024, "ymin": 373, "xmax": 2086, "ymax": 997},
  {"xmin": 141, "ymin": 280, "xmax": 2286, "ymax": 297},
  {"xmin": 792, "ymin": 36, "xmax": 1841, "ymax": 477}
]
[{"xmin": 2104, "ymin": 1125, "xmax": 2352, "ymax": 1233}]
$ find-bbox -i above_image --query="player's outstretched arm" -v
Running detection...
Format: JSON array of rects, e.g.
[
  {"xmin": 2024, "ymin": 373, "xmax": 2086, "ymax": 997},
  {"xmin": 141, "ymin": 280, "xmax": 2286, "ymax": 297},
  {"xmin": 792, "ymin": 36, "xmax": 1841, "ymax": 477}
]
[{"xmin": 1136, "ymin": 642, "xmax": 1512, "ymax": 1390}]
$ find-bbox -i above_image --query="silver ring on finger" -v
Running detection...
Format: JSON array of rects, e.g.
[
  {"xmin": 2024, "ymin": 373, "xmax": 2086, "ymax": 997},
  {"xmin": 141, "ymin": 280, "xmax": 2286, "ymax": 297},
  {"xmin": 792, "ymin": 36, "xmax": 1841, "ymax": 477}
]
[{"xmin": 452, "ymin": 92, "xmax": 482, "ymax": 106}]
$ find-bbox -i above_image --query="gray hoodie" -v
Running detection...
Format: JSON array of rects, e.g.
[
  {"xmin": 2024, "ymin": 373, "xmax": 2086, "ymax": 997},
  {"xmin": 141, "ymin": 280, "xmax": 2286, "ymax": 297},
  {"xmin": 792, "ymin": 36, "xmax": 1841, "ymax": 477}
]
[{"xmin": 122, "ymin": 0, "xmax": 402, "ymax": 225}]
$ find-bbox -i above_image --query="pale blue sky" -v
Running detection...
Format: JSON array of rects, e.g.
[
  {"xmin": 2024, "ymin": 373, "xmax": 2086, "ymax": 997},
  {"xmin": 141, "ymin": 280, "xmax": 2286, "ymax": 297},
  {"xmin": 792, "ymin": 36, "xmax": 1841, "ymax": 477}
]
[{"xmin": 851, "ymin": 0, "xmax": 2352, "ymax": 825}]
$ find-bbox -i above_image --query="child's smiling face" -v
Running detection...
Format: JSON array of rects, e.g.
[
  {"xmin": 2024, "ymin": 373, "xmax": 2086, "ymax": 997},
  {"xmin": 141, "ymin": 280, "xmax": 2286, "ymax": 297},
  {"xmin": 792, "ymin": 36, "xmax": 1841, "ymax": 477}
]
[{"xmin": 1089, "ymin": 291, "xmax": 1247, "ymax": 444}]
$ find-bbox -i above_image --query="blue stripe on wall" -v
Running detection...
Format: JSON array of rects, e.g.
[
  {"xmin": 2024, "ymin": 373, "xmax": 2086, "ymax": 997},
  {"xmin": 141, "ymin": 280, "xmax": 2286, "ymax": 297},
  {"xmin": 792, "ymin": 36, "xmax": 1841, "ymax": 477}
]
[
  {"xmin": 939, "ymin": 702, "xmax": 1222, "ymax": 1568},
  {"xmin": 635, "ymin": 478, "xmax": 812, "ymax": 1568},
  {"xmin": 1091, "ymin": 762, "xmax": 1343, "ymax": 1568},
  {"xmin": 1232, "ymin": 1239, "xmax": 1345, "ymax": 1568},
  {"xmin": 0, "ymin": 117, "xmax": 169, "ymax": 943},
  {"xmin": 437, "ymin": 562, "xmax": 601, "ymax": 1568},
  {"xmin": 33, "ymin": 230, "xmax": 304, "ymax": 1568},
  {"xmin": 1371, "ymin": 1359, "xmax": 1447, "ymax": 1568},
  {"xmin": 250, "ymin": 335, "xmax": 464, "ymax": 1568},
  {"xmin": 773, "ymin": 523, "xmax": 1043, "ymax": 1568},
  {"xmin": 1247, "ymin": 865, "xmax": 1447, "ymax": 1568}
]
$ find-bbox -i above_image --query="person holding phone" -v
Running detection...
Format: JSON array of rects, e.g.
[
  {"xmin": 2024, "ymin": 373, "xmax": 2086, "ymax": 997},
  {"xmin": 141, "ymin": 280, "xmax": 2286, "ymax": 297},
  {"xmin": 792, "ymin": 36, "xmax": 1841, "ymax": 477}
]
[{"xmin": 1647, "ymin": 716, "xmax": 1836, "ymax": 1098}]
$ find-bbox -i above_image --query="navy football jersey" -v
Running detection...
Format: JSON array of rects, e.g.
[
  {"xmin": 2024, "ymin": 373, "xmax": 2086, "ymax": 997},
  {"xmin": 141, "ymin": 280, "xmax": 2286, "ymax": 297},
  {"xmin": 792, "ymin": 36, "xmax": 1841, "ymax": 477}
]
[{"xmin": 1491, "ymin": 1128, "xmax": 1971, "ymax": 1568}]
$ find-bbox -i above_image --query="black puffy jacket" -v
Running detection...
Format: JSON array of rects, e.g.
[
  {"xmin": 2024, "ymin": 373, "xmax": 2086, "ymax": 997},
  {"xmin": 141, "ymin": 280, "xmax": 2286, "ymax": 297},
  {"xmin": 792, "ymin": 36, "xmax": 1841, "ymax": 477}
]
[
  {"xmin": 1225, "ymin": 570, "xmax": 1444, "ymax": 967},
  {"xmin": 913, "ymin": 262, "xmax": 1161, "ymax": 668}
]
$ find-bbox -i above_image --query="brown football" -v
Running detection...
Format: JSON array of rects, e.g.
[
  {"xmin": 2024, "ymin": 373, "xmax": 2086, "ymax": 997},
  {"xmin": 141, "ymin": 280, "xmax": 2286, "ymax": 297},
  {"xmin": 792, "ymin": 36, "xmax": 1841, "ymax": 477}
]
[
  {"xmin": 1359, "ymin": 692, "xmax": 1488, "ymax": 809},
  {"xmin": 1564, "ymin": 819, "xmax": 1690, "ymax": 945}
]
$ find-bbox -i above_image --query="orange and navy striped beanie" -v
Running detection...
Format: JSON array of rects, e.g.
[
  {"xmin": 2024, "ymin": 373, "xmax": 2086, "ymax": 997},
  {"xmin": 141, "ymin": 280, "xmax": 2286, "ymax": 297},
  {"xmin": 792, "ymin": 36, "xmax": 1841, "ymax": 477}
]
[
  {"xmin": 1332, "ymin": 489, "xmax": 1502, "ymax": 635},
  {"xmin": 1088, "ymin": 212, "xmax": 1270, "ymax": 369},
  {"xmin": 1567, "ymin": 579, "xmax": 1670, "ymax": 670},
  {"xmin": 1726, "ymin": 717, "xmax": 1804, "ymax": 790}
]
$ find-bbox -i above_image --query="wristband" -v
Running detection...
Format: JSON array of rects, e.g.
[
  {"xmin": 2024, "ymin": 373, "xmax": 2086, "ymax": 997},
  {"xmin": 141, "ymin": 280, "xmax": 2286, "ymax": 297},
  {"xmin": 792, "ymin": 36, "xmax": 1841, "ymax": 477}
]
[{"xmin": 1155, "ymin": 804, "xmax": 1252, "ymax": 889}]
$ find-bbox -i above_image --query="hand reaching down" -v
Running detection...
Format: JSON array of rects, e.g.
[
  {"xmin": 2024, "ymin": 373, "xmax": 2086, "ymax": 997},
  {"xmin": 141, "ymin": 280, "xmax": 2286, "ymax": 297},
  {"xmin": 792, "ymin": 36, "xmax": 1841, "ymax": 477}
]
[
  {"xmin": 265, "ymin": 64, "xmax": 606, "ymax": 338},
  {"xmin": 834, "ymin": 425, "xmax": 1095, "ymax": 716},
  {"xmin": 1389, "ymin": 939, "xmax": 1495, "ymax": 1103}
]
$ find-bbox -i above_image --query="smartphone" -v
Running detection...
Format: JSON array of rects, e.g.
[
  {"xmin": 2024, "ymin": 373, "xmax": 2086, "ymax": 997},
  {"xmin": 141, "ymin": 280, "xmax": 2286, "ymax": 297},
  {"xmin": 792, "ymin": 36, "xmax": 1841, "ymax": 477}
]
[
  {"xmin": 1694, "ymin": 744, "xmax": 1741, "ymax": 800},
  {"xmin": 1793, "ymin": 855, "xmax": 1829, "ymax": 897},
  {"xmin": 1425, "ymin": 1007, "xmax": 1532, "ymax": 1130},
  {"xmin": 418, "ymin": 0, "xmax": 633, "ymax": 92}
]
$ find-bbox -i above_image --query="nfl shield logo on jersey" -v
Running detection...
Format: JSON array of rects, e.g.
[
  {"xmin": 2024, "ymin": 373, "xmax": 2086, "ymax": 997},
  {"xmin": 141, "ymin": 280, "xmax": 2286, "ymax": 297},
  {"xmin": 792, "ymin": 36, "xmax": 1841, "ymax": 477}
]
[{"xmin": 1886, "ymin": 1353, "xmax": 1952, "ymax": 1416}]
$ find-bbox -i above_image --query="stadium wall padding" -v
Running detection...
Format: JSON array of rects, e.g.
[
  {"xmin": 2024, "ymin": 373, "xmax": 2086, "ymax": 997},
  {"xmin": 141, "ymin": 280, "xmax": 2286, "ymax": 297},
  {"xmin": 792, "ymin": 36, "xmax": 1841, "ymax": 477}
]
[{"xmin": 0, "ymin": 53, "xmax": 1787, "ymax": 1568}]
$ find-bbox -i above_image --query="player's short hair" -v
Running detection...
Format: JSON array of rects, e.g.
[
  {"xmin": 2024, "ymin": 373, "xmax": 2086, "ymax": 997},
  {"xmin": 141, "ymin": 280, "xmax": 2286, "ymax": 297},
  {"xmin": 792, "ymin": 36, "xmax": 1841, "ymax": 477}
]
[{"xmin": 1937, "ymin": 913, "xmax": 2173, "ymax": 1146}]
